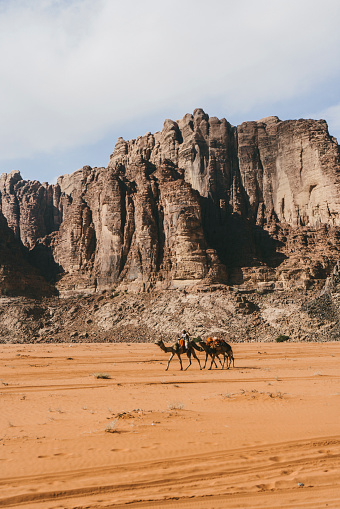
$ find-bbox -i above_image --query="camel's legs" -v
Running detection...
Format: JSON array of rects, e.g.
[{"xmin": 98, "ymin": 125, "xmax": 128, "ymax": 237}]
[
  {"xmin": 203, "ymin": 352, "xmax": 218, "ymax": 369},
  {"xmin": 208, "ymin": 354, "xmax": 215, "ymax": 370},
  {"xmin": 204, "ymin": 353, "xmax": 209, "ymax": 369},
  {"xmin": 217, "ymin": 355, "xmax": 224, "ymax": 369},
  {"xmin": 219, "ymin": 350, "xmax": 234, "ymax": 369},
  {"xmin": 185, "ymin": 352, "xmax": 192, "ymax": 370},
  {"xmin": 204, "ymin": 353, "xmax": 215, "ymax": 369},
  {"xmin": 192, "ymin": 350, "xmax": 202, "ymax": 370},
  {"xmin": 166, "ymin": 353, "xmax": 174, "ymax": 370},
  {"xmin": 166, "ymin": 352, "xmax": 183, "ymax": 370},
  {"xmin": 184, "ymin": 350, "xmax": 201, "ymax": 370},
  {"xmin": 224, "ymin": 352, "xmax": 234, "ymax": 368},
  {"xmin": 209, "ymin": 353, "xmax": 223, "ymax": 370},
  {"xmin": 208, "ymin": 354, "xmax": 217, "ymax": 370}
]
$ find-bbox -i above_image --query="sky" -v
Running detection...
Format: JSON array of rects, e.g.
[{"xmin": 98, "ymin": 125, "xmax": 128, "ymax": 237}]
[{"xmin": 0, "ymin": 0, "xmax": 340, "ymax": 184}]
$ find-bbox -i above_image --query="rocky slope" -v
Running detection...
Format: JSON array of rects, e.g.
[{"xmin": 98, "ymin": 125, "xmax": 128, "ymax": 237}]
[{"xmin": 0, "ymin": 284, "xmax": 332, "ymax": 344}]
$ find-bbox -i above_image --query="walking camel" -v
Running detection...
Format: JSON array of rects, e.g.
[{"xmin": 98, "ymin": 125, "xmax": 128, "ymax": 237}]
[
  {"xmin": 198, "ymin": 339, "xmax": 234, "ymax": 370},
  {"xmin": 155, "ymin": 339, "xmax": 203, "ymax": 371}
]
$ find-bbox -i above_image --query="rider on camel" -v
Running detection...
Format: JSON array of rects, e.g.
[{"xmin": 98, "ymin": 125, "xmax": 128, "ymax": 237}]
[
  {"xmin": 181, "ymin": 329, "xmax": 190, "ymax": 350},
  {"xmin": 177, "ymin": 330, "xmax": 190, "ymax": 350}
]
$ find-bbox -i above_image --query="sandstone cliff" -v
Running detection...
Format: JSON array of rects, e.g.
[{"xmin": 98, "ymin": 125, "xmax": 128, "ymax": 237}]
[
  {"xmin": 1, "ymin": 109, "xmax": 340, "ymax": 296},
  {"xmin": 109, "ymin": 110, "xmax": 340, "ymax": 226},
  {"xmin": 0, "ymin": 211, "xmax": 54, "ymax": 297}
]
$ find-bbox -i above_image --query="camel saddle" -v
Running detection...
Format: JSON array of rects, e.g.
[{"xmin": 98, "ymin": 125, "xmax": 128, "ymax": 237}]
[
  {"xmin": 206, "ymin": 337, "xmax": 221, "ymax": 348},
  {"xmin": 172, "ymin": 339, "xmax": 185, "ymax": 350}
]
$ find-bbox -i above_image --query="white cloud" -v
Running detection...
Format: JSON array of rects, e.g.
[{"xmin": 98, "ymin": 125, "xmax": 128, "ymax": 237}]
[
  {"xmin": 0, "ymin": 0, "xmax": 340, "ymax": 163},
  {"xmin": 314, "ymin": 102, "xmax": 340, "ymax": 142}
]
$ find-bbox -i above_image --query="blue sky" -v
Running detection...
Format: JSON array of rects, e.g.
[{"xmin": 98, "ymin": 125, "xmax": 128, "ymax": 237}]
[{"xmin": 0, "ymin": 0, "xmax": 340, "ymax": 184}]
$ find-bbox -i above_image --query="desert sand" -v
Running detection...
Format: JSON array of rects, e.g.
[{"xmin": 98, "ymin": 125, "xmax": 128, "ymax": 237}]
[{"xmin": 0, "ymin": 341, "xmax": 339, "ymax": 508}]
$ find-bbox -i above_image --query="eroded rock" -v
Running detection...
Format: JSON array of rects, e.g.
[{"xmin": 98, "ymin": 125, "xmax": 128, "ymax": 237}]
[{"xmin": 1, "ymin": 110, "xmax": 340, "ymax": 295}]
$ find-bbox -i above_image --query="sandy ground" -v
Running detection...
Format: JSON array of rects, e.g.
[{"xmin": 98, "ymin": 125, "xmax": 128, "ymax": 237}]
[{"xmin": 0, "ymin": 342, "xmax": 339, "ymax": 508}]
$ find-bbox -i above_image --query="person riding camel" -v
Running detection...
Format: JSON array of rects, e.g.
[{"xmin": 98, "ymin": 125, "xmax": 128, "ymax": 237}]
[{"xmin": 181, "ymin": 330, "xmax": 190, "ymax": 350}]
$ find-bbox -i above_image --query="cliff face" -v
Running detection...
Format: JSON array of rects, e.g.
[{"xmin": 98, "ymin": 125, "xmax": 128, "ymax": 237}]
[
  {"xmin": 109, "ymin": 110, "xmax": 340, "ymax": 227},
  {"xmin": 238, "ymin": 117, "xmax": 340, "ymax": 227},
  {"xmin": 1, "ymin": 109, "xmax": 340, "ymax": 296},
  {"xmin": 49, "ymin": 161, "xmax": 226, "ymax": 293},
  {"xmin": 0, "ymin": 211, "xmax": 54, "ymax": 297},
  {"xmin": 0, "ymin": 170, "xmax": 68, "ymax": 248}
]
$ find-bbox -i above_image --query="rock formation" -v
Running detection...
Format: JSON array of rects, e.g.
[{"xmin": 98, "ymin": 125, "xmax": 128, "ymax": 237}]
[
  {"xmin": 1, "ymin": 109, "xmax": 340, "ymax": 296},
  {"xmin": 0, "ymin": 211, "xmax": 54, "ymax": 297}
]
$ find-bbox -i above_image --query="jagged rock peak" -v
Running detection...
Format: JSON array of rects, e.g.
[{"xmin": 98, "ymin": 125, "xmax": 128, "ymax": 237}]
[
  {"xmin": 0, "ymin": 170, "xmax": 68, "ymax": 249},
  {"xmin": 108, "ymin": 109, "xmax": 340, "ymax": 228}
]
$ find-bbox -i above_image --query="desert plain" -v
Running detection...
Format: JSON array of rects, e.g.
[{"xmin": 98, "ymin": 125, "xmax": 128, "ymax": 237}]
[{"xmin": 0, "ymin": 341, "xmax": 339, "ymax": 508}]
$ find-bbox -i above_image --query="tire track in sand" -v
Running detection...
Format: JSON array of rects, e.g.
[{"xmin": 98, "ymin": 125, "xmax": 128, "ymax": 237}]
[{"xmin": 0, "ymin": 435, "xmax": 339, "ymax": 507}]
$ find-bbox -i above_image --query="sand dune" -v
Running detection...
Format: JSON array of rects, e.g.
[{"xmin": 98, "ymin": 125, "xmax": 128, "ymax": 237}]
[{"xmin": 0, "ymin": 342, "xmax": 339, "ymax": 508}]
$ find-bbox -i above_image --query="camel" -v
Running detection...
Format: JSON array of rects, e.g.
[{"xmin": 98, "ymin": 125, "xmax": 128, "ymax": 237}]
[
  {"xmin": 198, "ymin": 340, "xmax": 224, "ymax": 369},
  {"xmin": 198, "ymin": 339, "xmax": 234, "ymax": 370},
  {"xmin": 155, "ymin": 339, "xmax": 203, "ymax": 371}
]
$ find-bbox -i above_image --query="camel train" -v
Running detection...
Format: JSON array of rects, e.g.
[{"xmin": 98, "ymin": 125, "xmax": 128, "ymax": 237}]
[{"xmin": 155, "ymin": 333, "xmax": 234, "ymax": 371}]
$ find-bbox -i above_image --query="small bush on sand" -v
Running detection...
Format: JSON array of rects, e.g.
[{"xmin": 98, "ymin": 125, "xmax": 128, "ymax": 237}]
[
  {"xmin": 93, "ymin": 373, "xmax": 111, "ymax": 379},
  {"xmin": 105, "ymin": 419, "xmax": 118, "ymax": 433},
  {"xmin": 275, "ymin": 334, "xmax": 289, "ymax": 343},
  {"xmin": 168, "ymin": 402, "xmax": 184, "ymax": 410}
]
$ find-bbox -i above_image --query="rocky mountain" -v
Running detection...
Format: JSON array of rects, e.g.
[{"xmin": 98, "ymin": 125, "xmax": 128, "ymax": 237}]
[
  {"xmin": 2, "ymin": 108, "xmax": 340, "ymax": 343},
  {"xmin": 1, "ymin": 109, "xmax": 340, "ymax": 299}
]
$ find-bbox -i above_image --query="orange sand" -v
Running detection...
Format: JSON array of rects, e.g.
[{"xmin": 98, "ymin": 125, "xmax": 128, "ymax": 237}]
[{"xmin": 0, "ymin": 342, "xmax": 339, "ymax": 508}]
